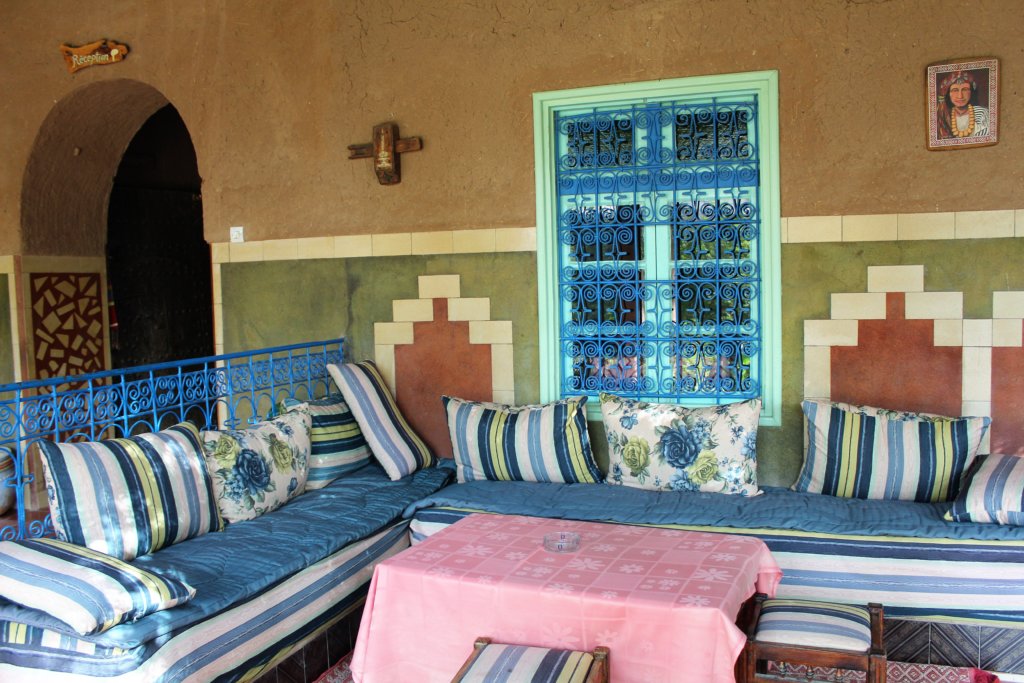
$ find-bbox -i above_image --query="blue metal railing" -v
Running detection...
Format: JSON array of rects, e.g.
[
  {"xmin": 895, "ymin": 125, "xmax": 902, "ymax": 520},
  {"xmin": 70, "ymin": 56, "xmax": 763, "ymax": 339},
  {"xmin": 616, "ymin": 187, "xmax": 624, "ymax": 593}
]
[{"xmin": 0, "ymin": 338, "xmax": 344, "ymax": 541}]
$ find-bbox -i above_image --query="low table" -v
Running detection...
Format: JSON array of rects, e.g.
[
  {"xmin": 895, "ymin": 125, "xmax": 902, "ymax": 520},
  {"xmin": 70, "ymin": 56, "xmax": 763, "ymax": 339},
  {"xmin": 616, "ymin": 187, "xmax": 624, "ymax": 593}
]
[{"xmin": 351, "ymin": 513, "xmax": 782, "ymax": 682}]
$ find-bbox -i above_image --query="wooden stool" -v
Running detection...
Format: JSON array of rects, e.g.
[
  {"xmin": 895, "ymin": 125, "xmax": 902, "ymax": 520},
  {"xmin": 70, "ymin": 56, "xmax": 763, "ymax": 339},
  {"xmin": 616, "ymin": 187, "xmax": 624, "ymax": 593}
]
[
  {"xmin": 451, "ymin": 637, "xmax": 609, "ymax": 683},
  {"xmin": 739, "ymin": 595, "xmax": 886, "ymax": 683}
]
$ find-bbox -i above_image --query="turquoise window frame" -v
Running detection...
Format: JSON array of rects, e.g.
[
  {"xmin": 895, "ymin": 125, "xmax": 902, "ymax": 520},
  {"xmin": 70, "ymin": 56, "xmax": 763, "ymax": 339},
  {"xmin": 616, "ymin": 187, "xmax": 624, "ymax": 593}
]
[{"xmin": 534, "ymin": 71, "xmax": 782, "ymax": 426}]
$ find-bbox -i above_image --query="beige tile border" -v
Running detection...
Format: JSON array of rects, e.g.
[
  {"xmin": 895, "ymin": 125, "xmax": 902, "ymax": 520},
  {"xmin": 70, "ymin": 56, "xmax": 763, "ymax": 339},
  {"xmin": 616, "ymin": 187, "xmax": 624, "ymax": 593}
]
[
  {"xmin": 209, "ymin": 208, "xmax": 1024, "ymax": 266},
  {"xmin": 209, "ymin": 208, "xmax": 1024, "ymax": 356},
  {"xmin": 214, "ymin": 227, "xmax": 538, "ymax": 263},
  {"xmin": 781, "ymin": 208, "xmax": 1023, "ymax": 244}
]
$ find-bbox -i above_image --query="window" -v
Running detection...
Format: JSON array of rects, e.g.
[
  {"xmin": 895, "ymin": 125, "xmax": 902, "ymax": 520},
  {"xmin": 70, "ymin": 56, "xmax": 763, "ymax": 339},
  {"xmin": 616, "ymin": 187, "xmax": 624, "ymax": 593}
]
[{"xmin": 534, "ymin": 72, "xmax": 781, "ymax": 425}]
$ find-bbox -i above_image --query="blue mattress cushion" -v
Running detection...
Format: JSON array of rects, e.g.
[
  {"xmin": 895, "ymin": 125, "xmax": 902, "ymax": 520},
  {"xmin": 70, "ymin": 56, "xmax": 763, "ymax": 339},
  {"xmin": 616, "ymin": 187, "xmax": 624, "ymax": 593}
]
[{"xmin": 0, "ymin": 462, "xmax": 451, "ymax": 649}]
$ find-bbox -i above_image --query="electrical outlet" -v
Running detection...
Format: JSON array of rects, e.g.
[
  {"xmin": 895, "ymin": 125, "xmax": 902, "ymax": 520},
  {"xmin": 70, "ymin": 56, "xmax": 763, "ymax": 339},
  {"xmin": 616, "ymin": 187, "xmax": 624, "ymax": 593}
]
[{"xmin": 229, "ymin": 226, "xmax": 245, "ymax": 243}]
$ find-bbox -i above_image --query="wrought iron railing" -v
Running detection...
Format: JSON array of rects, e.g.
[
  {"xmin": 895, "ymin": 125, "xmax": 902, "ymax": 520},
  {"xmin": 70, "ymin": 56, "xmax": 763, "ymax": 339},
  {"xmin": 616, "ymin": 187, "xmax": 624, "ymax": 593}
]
[
  {"xmin": 555, "ymin": 96, "xmax": 763, "ymax": 404},
  {"xmin": 0, "ymin": 338, "xmax": 344, "ymax": 541}
]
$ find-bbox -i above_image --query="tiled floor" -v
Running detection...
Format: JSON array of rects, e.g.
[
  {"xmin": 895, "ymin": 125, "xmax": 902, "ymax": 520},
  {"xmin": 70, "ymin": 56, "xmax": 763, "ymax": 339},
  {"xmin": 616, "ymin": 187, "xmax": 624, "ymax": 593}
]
[
  {"xmin": 249, "ymin": 612, "xmax": 1023, "ymax": 681},
  {"xmin": 885, "ymin": 618, "xmax": 1024, "ymax": 674},
  {"xmin": 251, "ymin": 608, "xmax": 363, "ymax": 683}
]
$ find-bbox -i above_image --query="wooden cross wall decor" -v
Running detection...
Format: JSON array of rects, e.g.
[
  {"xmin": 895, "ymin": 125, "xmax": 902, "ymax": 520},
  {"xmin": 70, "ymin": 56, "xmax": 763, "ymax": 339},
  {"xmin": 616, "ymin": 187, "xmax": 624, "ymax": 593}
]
[{"xmin": 348, "ymin": 122, "xmax": 422, "ymax": 185}]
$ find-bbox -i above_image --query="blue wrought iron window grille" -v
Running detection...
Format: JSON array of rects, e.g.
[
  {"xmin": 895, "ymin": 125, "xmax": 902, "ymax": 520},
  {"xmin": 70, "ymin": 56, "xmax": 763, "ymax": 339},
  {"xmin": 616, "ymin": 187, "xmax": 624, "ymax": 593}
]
[{"xmin": 554, "ymin": 96, "xmax": 763, "ymax": 406}]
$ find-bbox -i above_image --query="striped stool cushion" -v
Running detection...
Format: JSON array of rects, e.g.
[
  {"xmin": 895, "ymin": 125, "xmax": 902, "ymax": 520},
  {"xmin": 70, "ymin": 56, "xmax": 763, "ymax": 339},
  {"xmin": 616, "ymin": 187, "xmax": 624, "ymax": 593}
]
[
  {"xmin": 755, "ymin": 599, "xmax": 872, "ymax": 652},
  {"xmin": 457, "ymin": 643, "xmax": 595, "ymax": 683}
]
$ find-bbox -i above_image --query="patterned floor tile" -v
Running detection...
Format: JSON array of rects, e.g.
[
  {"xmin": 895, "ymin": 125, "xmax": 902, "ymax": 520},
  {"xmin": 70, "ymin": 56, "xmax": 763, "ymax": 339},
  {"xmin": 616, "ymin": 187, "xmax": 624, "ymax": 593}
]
[
  {"xmin": 929, "ymin": 623, "xmax": 980, "ymax": 668},
  {"xmin": 886, "ymin": 619, "xmax": 932, "ymax": 664}
]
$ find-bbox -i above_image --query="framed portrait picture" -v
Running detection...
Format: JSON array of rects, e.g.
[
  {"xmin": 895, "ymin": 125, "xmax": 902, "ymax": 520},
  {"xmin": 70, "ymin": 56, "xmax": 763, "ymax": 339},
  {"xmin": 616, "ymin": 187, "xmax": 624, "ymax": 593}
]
[{"xmin": 927, "ymin": 58, "xmax": 999, "ymax": 150}]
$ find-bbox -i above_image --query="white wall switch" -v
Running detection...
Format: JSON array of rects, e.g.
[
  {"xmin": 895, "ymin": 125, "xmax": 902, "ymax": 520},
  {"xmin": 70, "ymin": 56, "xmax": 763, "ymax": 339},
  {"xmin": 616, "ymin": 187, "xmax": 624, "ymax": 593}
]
[{"xmin": 229, "ymin": 226, "xmax": 245, "ymax": 243}]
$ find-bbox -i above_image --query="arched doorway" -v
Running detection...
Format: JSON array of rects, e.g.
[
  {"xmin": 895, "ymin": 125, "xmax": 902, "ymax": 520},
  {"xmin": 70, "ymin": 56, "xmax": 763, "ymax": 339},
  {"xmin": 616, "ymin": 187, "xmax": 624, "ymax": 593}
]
[
  {"xmin": 19, "ymin": 79, "xmax": 211, "ymax": 378},
  {"xmin": 107, "ymin": 105, "xmax": 211, "ymax": 368}
]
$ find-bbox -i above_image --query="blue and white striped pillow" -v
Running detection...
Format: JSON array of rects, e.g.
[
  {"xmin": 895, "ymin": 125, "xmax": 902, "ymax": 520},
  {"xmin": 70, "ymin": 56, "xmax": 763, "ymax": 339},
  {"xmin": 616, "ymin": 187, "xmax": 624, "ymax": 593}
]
[
  {"xmin": 456, "ymin": 643, "xmax": 596, "ymax": 683},
  {"xmin": 0, "ymin": 537, "xmax": 195, "ymax": 635},
  {"xmin": 755, "ymin": 599, "xmax": 871, "ymax": 652},
  {"xmin": 443, "ymin": 395, "xmax": 601, "ymax": 483},
  {"xmin": 945, "ymin": 453, "xmax": 1024, "ymax": 525},
  {"xmin": 38, "ymin": 422, "xmax": 223, "ymax": 561},
  {"xmin": 794, "ymin": 400, "xmax": 990, "ymax": 502},
  {"xmin": 278, "ymin": 394, "xmax": 372, "ymax": 488},
  {"xmin": 327, "ymin": 361, "xmax": 434, "ymax": 480}
]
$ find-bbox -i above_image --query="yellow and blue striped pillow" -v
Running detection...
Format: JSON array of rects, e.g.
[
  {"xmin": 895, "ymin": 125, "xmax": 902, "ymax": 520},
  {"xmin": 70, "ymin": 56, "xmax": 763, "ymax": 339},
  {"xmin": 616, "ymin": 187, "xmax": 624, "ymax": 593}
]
[
  {"xmin": 0, "ymin": 537, "xmax": 195, "ymax": 635},
  {"xmin": 327, "ymin": 361, "xmax": 434, "ymax": 481},
  {"xmin": 38, "ymin": 422, "xmax": 223, "ymax": 561},
  {"xmin": 443, "ymin": 396, "xmax": 601, "ymax": 483},
  {"xmin": 278, "ymin": 394, "xmax": 371, "ymax": 488},
  {"xmin": 795, "ymin": 400, "xmax": 990, "ymax": 502},
  {"xmin": 455, "ymin": 643, "xmax": 596, "ymax": 683},
  {"xmin": 945, "ymin": 453, "xmax": 1024, "ymax": 525}
]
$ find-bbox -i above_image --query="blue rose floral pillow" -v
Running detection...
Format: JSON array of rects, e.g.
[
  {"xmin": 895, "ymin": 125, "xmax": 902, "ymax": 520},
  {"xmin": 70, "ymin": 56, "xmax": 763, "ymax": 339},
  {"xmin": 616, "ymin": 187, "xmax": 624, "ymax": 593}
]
[
  {"xmin": 599, "ymin": 393, "xmax": 761, "ymax": 495},
  {"xmin": 201, "ymin": 409, "xmax": 312, "ymax": 523}
]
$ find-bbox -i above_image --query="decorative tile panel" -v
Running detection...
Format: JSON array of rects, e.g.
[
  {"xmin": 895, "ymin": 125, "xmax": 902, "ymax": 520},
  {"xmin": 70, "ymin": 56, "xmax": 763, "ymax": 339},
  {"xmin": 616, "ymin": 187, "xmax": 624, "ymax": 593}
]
[
  {"xmin": 28, "ymin": 273, "xmax": 105, "ymax": 380},
  {"xmin": 375, "ymin": 274, "xmax": 515, "ymax": 459},
  {"xmin": 802, "ymin": 266, "xmax": 1024, "ymax": 453}
]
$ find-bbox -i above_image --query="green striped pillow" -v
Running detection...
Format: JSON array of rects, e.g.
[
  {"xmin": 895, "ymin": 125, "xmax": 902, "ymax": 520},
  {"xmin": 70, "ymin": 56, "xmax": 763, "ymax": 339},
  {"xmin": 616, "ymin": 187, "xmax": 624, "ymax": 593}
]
[
  {"xmin": 38, "ymin": 422, "xmax": 223, "ymax": 561},
  {"xmin": 278, "ymin": 394, "xmax": 371, "ymax": 488},
  {"xmin": 794, "ymin": 400, "xmax": 991, "ymax": 502},
  {"xmin": 0, "ymin": 537, "xmax": 195, "ymax": 636},
  {"xmin": 327, "ymin": 361, "xmax": 434, "ymax": 481},
  {"xmin": 945, "ymin": 453, "xmax": 1024, "ymax": 525},
  {"xmin": 443, "ymin": 396, "xmax": 601, "ymax": 483}
]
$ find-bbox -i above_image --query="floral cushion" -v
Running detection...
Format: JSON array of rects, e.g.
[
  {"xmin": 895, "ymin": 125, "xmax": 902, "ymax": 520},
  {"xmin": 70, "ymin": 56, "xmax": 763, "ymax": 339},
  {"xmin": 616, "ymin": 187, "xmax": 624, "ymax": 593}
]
[
  {"xmin": 794, "ymin": 400, "xmax": 990, "ymax": 502},
  {"xmin": 600, "ymin": 393, "xmax": 761, "ymax": 495},
  {"xmin": 0, "ymin": 537, "xmax": 194, "ymax": 636},
  {"xmin": 945, "ymin": 453, "xmax": 1024, "ymax": 525},
  {"xmin": 201, "ymin": 409, "xmax": 311, "ymax": 523}
]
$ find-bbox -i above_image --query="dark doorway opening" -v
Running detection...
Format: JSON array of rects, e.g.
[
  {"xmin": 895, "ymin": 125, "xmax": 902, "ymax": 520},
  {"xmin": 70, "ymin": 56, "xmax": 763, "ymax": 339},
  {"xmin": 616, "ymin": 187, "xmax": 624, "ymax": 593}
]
[{"xmin": 106, "ymin": 105, "xmax": 212, "ymax": 368}]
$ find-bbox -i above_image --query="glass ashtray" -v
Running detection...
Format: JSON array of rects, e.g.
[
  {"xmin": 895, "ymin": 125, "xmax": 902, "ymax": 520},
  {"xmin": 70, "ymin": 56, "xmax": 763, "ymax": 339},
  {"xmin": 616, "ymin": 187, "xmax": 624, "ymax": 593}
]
[{"xmin": 543, "ymin": 531, "xmax": 581, "ymax": 553}]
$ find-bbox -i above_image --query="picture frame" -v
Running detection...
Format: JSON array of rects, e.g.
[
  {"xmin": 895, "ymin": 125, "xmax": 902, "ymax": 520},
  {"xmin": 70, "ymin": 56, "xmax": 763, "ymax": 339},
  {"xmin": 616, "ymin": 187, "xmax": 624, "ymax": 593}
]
[{"xmin": 927, "ymin": 58, "xmax": 999, "ymax": 150}]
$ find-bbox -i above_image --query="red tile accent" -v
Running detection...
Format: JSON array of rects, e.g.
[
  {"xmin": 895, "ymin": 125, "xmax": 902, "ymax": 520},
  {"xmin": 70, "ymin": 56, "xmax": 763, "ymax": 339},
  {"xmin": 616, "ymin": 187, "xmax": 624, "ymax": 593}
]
[
  {"xmin": 393, "ymin": 299, "xmax": 492, "ymax": 458},
  {"xmin": 991, "ymin": 328, "xmax": 1024, "ymax": 455},
  {"xmin": 830, "ymin": 293, "xmax": 963, "ymax": 416}
]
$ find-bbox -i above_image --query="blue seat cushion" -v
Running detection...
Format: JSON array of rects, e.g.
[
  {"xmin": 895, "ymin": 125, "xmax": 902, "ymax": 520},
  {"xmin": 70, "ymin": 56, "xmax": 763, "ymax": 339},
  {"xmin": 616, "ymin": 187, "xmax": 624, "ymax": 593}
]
[
  {"xmin": 755, "ymin": 599, "xmax": 872, "ymax": 652},
  {"xmin": 457, "ymin": 643, "xmax": 595, "ymax": 683}
]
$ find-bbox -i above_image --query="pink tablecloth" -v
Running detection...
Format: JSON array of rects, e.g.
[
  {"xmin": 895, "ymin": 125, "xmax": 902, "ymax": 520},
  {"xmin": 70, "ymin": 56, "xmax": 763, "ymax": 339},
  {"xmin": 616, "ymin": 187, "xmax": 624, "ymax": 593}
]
[{"xmin": 351, "ymin": 514, "xmax": 781, "ymax": 682}]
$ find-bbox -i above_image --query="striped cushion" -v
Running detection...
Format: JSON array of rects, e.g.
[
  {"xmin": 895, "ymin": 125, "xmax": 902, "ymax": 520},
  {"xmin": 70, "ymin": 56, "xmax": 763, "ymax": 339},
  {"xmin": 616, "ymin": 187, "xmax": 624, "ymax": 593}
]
[
  {"xmin": 444, "ymin": 396, "xmax": 601, "ymax": 483},
  {"xmin": 794, "ymin": 400, "xmax": 990, "ymax": 502},
  {"xmin": 0, "ymin": 537, "xmax": 194, "ymax": 635},
  {"xmin": 456, "ymin": 643, "xmax": 595, "ymax": 683},
  {"xmin": 279, "ymin": 394, "xmax": 371, "ymax": 488},
  {"xmin": 38, "ymin": 422, "xmax": 223, "ymax": 561},
  {"xmin": 755, "ymin": 599, "xmax": 871, "ymax": 652},
  {"xmin": 327, "ymin": 361, "xmax": 434, "ymax": 480},
  {"xmin": 945, "ymin": 453, "xmax": 1024, "ymax": 525}
]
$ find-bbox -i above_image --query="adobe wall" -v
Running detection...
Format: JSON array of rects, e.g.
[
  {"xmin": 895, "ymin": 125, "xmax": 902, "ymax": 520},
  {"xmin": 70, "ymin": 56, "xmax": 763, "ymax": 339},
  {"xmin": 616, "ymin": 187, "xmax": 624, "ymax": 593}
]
[{"xmin": 0, "ymin": 0, "xmax": 1020, "ymax": 254}]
